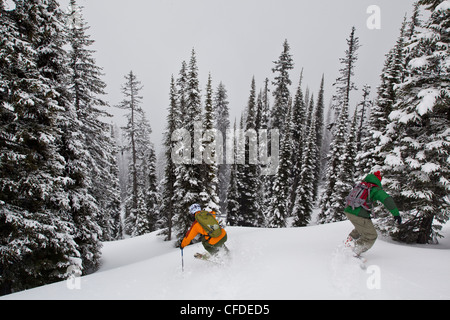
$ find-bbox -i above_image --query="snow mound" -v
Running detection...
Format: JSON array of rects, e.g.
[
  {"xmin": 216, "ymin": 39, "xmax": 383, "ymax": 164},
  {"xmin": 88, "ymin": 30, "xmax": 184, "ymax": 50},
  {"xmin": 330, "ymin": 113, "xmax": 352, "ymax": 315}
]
[{"xmin": 2, "ymin": 221, "xmax": 450, "ymax": 300}]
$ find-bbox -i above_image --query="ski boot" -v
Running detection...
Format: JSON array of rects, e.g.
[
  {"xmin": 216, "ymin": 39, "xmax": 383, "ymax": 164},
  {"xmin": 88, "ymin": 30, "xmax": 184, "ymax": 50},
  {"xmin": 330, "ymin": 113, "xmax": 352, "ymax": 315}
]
[{"xmin": 344, "ymin": 235, "xmax": 355, "ymax": 248}]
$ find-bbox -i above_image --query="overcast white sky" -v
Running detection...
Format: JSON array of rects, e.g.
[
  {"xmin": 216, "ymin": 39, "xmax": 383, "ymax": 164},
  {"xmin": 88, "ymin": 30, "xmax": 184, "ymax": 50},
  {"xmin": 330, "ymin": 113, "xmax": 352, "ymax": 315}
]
[{"xmin": 56, "ymin": 0, "xmax": 417, "ymax": 150}]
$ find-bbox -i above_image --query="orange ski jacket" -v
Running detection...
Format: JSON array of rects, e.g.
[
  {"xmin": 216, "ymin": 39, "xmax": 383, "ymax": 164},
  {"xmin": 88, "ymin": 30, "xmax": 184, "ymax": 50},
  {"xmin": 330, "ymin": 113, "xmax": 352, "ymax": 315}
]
[{"xmin": 181, "ymin": 211, "xmax": 226, "ymax": 248}]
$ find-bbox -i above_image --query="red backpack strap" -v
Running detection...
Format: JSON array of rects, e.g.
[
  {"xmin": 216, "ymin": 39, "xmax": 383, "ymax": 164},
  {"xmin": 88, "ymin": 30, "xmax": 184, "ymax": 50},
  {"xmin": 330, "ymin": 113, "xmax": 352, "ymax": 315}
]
[{"xmin": 360, "ymin": 182, "xmax": 376, "ymax": 209}]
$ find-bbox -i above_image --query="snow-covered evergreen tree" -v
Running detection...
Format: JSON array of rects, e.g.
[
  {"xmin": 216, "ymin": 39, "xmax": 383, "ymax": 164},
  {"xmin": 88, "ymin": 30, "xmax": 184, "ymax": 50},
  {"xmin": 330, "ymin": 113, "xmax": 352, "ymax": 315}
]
[
  {"xmin": 358, "ymin": 20, "xmax": 408, "ymax": 175},
  {"xmin": 237, "ymin": 77, "xmax": 261, "ymax": 226},
  {"xmin": 117, "ymin": 71, "xmax": 157, "ymax": 236},
  {"xmin": 258, "ymin": 78, "xmax": 272, "ymax": 223},
  {"xmin": 66, "ymin": 0, "xmax": 122, "ymax": 242},
  {"xmin": 43, "ymin": 0, "xmax": 102, "ymax": 275},
  {"xmin": 261, "ymin": 78, "xmax": 271, "ymax": 131},
  {"xmin": 318, "ymin": 103, "xmax": 350, "ymax": 224},
  {"xmin": 215, "ymin": 82, "xmax": 230, "ymax": 216},
  {"xmin": 306, "ymin": 94, "xmax": 315, "ymax": 132},
  {"xmin": 268, "ymin": 99, "xmax": 293, "ymax": 228},
  {"xmin": 271, "ymin": 39, "xmax": 294, "ymax": 134},
  {"xmin": 133, "ymin": 114, "xmax": 159, "ymax": 236},
  {"xmin": 380, "ymin": 0, "xmax": 450, "ymax": 244},
  {"xmin": 407, "ymin": 1, "xmax": 422, "ymax": 39},
  {"xmin": 292, "ymin": 107, "xmax": 318, "ymax": 227},
  {"xmin": 172, "ymin": 49, "xmax": 204, "ymax": 242},
  {"xmin": 160, "ymin": 76, "xmax": 179, "ymax": 241},
  {"xmin": 288, "ymin": 71, "xmax": 307, "ymax": 214},
  {"xmin": 318, "ymin": 27, "xmax": 360, "ymax": 224},
  {"xmin": 333, "ymin": 108, "xmax": 359, "ymax": 215},
  {"xmin": 355, "ymin": 84, "xmax": 372, "ymax": 156},
  {"xmin": 201, "ymin": 73, "xmax": 220, "ymax": 213},
  {"xmin": 330, "ymin": 26, "xmax": 360, "ymax": 121},
  {"xmin": 0, "ymin": 0, "xmax": 89, "ymax": 294},
  {"xmin": 226, "ymin": 120, "xmax": 241, "ymax": 226},
  {"xmin": 118, "ymin": 71, "xmax": 143, "ymax": 234},
  {"xmin": 313, "ymin": 75, "xmax": 326, "ymax": 200},
  {"xmin": 107, "ymin": 124, "xmax": 124, "ymax": 240},
  {"xmin": 32, "ymin": 0, "xmax": 105, "ymax": 274}
]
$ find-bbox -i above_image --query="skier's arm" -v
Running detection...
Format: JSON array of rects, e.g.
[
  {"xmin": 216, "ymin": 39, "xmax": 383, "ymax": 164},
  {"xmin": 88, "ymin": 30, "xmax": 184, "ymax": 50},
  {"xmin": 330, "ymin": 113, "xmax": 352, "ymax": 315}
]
[
  {"xmin": 383, "ymin": 196, "xmax": 399, "ymax": 216},
  {"xmin": 181, "ymin": 222, "xmax": 201, "ymax": 248},
  {"xmin": 372, "ymin": 188, "xmax": 400, "ymax": 217}
]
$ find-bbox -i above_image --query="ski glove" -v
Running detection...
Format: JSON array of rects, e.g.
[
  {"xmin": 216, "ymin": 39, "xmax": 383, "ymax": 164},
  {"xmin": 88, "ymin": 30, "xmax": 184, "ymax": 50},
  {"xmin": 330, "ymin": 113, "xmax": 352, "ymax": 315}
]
[{"xmin": 394, "ymin": 215, "xmax": 402, "ymax": 225}]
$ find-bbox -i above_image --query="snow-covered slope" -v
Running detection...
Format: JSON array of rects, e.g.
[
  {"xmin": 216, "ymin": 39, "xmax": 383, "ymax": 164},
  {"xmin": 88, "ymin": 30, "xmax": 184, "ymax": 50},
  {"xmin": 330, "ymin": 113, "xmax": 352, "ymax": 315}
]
[{"xmin": 3, "ymin": 221, "xmax": 450, "ymax": 300}]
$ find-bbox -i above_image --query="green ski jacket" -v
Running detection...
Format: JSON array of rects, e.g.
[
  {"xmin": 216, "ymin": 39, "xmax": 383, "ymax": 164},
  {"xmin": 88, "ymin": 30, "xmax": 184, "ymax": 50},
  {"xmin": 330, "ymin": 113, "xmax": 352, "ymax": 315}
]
[{"xmin": 344, "ymin": 173, "xmax": 400, "ymax": 219}]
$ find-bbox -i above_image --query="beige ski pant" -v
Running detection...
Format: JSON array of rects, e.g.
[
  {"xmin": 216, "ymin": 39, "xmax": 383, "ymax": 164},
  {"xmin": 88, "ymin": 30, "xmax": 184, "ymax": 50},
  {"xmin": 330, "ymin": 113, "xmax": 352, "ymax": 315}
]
[{"xmin": 345, "ymin": 213, "xmax": 378, "ymax": 254}]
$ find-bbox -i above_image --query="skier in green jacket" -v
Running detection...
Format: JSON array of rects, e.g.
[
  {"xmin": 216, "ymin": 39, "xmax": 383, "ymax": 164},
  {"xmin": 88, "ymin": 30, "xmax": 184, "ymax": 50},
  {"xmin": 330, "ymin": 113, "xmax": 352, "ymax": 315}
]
[{"xmin": 344, "ymin": 171, "xmax": 401, "ymax": 255}]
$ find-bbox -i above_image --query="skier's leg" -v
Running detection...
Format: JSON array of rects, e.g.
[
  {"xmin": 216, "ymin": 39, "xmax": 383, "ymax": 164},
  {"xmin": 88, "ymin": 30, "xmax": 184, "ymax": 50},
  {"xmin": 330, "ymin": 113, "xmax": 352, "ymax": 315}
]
[
  {"xmin": 357, "ymin": 218, "xmax": 377, "ymax": 254},
  {"xmin": 349, "ymin": 228, "xmax": 360, "ymax": 240},
  {"xmin": 215, "ymin": 234, "xmax": 228, "ymax": 255},
  {"xmin": 345, "ymin": 213, "xmax": 361, "ymax": 244},
  {"xmin": 202, "ymin": 234, "xmax": 228, "ymax": 256},
  {"xmin": 345, "ymin": 213, "xmax": 377, "ymax": 254},
  {"xmin": 202, "ymin": 239, "xmax": 217, "ymax": 255}
]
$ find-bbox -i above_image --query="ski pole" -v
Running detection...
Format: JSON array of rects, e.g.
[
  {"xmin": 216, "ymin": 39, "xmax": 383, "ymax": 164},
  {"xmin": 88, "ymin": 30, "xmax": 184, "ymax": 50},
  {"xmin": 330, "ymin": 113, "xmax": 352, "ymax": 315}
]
[{"xmin": 181, "ymin": 248, "xmax": 184, "ymax": 272}]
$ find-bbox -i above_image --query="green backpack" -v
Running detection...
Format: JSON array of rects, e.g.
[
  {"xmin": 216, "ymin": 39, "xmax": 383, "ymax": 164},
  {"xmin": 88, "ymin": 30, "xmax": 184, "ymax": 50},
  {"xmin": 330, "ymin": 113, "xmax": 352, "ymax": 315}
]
[{"xmin": 195, "ymin": 210, "xmax": 222, "ymax": 238}]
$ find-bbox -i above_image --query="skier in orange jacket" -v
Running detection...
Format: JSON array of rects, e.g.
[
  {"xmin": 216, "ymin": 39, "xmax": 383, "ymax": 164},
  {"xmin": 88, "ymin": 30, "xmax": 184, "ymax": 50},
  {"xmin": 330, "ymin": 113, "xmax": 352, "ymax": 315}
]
[{"xmin": 180, "ymin": 204, "xmax": 228, "ymax": 257}]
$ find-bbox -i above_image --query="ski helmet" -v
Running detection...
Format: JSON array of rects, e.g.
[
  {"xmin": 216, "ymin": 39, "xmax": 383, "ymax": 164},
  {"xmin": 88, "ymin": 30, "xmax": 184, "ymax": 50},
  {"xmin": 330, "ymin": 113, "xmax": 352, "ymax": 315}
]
[{"xmin": 189, "ymin": 203, "xmax": 201, "ymax": 215}]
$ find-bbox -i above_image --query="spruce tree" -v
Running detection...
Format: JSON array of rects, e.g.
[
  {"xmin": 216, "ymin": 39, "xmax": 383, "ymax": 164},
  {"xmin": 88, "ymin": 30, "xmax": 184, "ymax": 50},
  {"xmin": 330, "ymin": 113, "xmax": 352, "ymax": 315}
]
[
  {"xmin": 144, "ymin": 145, "xmax": 160, "ymax": 231},
  {"xmin": 271, "ymin": 39, "xmax": 294, "ymax": 133},
  {"xmin": 268, "ymin": 98, "xmax": 293, "ymax": 228},
  {"xmin": 107, "ymin": 124, "xmax": 124, "ymax": 240},
  {"xmin": 259, "ymin": 78, "xmax": 272, "ymax": 223},
  {"xmin": 355, "ymin": 84, "xmax": 372, "ymax": 155},
  {"xmin": 380, "ymin": 0, "xmax": 450, "ymax": 244},
  {"xmin": 202, "ymin": 73, "xmax": 220, "ymax": 213},
  {"xmin": 215, "ymin": 82, "xmax": 230, "ymax": 216},
  {"xmin": 133, "ymin": 113, "xmax": 158, "ymax": 236},
  {"xmin": 288, "ymin": 70, "xmax": 306, "ymax": 214},
  {"xmin": 330, "ymin": 27, "xmax": 360, "ymax": 120},
  {"xmin": 172, "ymin": 50, "xmax": 204, "ymax": 242},
  {"xmin": 160, "ymin": 76, "xmax": 179, "ymax": 241},
  {"xmin": 45, "ymin": 1, "xmax": 103, "ymax": 274},
  {"xmin": 318, "ymin": 102, "xmax": 350, "ymax": 223},
  {"xmin": 358, "ymin": 54, "xmax": 393, "ymax": 173},
  {"xmin": 117, "ymin": 71, "xmax": 145, "ymax": 235},
  {"xmin": 407, "ymin": 2, "xmax": 422, "ymax": 39},
  {"xmin": 318, "ymin": 27, "xmax": 360, "ymax": 224},
  {"xmin": 226, "ymin": 120, "xmax": 241, "ymax": 226},
  {"xmin": 292, "ymin": 108, "xmax": 318, "ymax": 227},
  {"xmin": 66, "ymin": 0, "xmax": 121, "ymax": 242},
  {"xmin": 358, "ymin": 20, "xmax": 408, "ymax": 175},
  {"xmin": 0, "ymin": 0, "xmax": 83, "ymax": 294},
  {"xmin": 32, "ymin": 0, "xmax": 105, "ymax": 274},
  {"xmin": 313, "ymin": 75, "xmax": 326, "ymax": 200},
  {"xmin": 161, "ymin": 61, "xmax": 190, "ymax": 240},
  {"xmin": 237, "ymin": 77, "xmax": 261, "ymax": 226},
  {"xmin": 176, "ymin": 61, "xmax": 188, "ymax": 122},
  {"xmin": 332, "ymin": 108, "xmax": 359, "ymax": 216},
  {"xmin": 261, "ymin": 78, "xmax": 271, "ymax": 131}
]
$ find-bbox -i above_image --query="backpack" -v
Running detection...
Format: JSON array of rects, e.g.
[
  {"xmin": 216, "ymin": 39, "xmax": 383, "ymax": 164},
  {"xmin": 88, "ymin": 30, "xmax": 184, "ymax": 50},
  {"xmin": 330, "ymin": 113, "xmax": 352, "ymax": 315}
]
[
  {"xmin": 195, "ymin": 210, "xmax": 222, "ymax": 238},
  {"xmin": 345, "ymin": 182, "xmax": 375, "ymax": 211}
]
